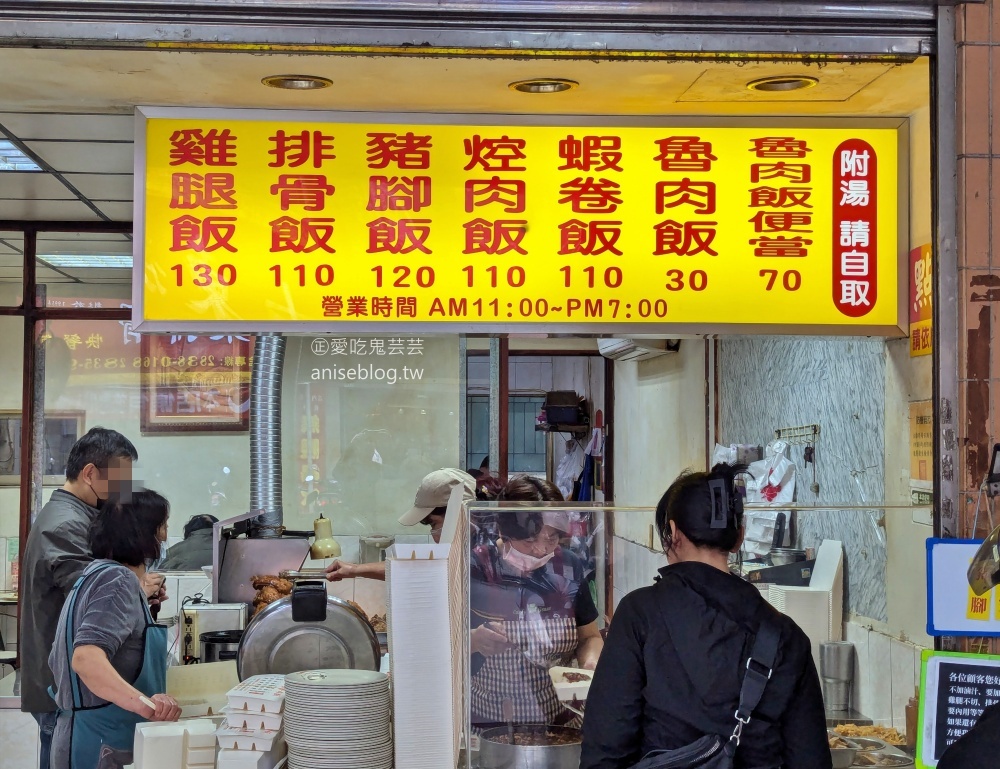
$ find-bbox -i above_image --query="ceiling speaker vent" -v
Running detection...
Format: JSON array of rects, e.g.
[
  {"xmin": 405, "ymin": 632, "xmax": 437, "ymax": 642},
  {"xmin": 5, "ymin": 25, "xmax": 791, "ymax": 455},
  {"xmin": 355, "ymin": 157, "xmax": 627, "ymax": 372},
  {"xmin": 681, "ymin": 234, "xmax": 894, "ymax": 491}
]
[{"xmin": 597, "ymin": 338, "xmax": 680, "ymax": 362}]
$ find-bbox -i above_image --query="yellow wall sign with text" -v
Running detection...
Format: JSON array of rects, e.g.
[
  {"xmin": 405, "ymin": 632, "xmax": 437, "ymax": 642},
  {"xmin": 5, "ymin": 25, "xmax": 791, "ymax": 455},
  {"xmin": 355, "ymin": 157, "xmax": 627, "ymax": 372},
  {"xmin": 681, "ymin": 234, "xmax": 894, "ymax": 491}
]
[{"xmin": 135, "ymin": 109, "xmax": 904, "ymax": 332}]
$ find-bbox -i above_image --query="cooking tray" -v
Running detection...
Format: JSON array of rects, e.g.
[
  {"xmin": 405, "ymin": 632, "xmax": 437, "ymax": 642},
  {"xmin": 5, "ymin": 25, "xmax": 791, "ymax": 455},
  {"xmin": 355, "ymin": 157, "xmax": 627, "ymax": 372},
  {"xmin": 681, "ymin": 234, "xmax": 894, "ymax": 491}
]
[{"xmin": 237, "ymin": 592, "xmax": 380, "ymax": 680}]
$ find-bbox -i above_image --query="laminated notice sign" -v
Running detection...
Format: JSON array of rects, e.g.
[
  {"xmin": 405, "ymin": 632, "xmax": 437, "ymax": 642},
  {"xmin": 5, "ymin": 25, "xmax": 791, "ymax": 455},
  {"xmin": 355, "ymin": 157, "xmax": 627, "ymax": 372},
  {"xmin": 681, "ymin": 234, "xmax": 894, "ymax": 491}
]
[
  {"xmin": 917, "ymin": 650, "xmax": 1000, "ymax": 768},
  {"xmin": 134, "ymin": 108, "xmax": 906, "ymax": 335}
]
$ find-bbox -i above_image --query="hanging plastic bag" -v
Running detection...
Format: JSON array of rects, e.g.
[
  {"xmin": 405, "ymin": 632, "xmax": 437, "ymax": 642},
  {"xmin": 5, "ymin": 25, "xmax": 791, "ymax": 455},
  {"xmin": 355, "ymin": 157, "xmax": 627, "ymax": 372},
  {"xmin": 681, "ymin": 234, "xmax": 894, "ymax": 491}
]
[
  {"xmin": 555, "ymin": 442, "xmax": 585, "ymax": 501},
  {"xmin": 745, "ymin": 440, "xmax": 796, "ymax": 506},
  {"xmin": 712, "ymin": 443, "xmax": 737, "ymax": 467}
]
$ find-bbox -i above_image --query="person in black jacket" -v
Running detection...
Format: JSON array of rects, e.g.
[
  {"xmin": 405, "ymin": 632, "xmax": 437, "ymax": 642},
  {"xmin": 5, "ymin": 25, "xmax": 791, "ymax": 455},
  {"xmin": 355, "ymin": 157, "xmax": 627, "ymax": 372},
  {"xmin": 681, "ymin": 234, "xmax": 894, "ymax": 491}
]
[{"xmin": 580, "ymin": 463, "xmax": 831, "ymax": 769}]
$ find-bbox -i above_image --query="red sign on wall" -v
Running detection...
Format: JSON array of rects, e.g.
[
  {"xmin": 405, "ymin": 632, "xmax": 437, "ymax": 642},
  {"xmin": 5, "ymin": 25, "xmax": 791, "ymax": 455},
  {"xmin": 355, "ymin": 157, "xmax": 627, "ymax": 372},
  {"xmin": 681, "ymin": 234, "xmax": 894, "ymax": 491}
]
[{"xmin": 832, "ymin": 139, "xmax": 878, "ymax": 318}]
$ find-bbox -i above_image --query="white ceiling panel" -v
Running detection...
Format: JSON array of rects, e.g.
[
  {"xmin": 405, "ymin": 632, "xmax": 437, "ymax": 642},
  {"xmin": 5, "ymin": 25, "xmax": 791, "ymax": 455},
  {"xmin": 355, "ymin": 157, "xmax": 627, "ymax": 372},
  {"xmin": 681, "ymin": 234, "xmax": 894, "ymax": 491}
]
[
  {"xmin": 36, "ymin": 231, "xmax": 129, "ymax": 243},
  {"xmin": 0, "ymin": 172, "xmax": 77, "ymax": 200},
  {"xmin": 58, "ymin": 267, "xmax": 132, "ymax": 284},
  {"xmin": 60, "ymin": 173, "xmax": 133, "ymax": 201},
  {"xmin": 94, "ymin": 202, "xmax": 134, "ymax": 221},
  {"xmin": 0, "ymin": 240, "xmax": 22, "ymax": 255},
  {"xmin": 35, "ymin": 267, "xmax": 75, "ymax": 283},
  {"xmin": 0, "ymin": 253, "xmax": 21, "ymax": 266},
  {"xmin": 0, "ymin": 113, "xmax": 134, "ymax": 142},
  {"xmin": 0, "ymin": 198, "xmax": 99, "ymax": 220},
  {"xmin": 37, "ymin": 239, "xmax": 131, "ymax": 256},
  {"xmin": 25, "ymin": 141, "xmax": 133, "ymax": 174}
]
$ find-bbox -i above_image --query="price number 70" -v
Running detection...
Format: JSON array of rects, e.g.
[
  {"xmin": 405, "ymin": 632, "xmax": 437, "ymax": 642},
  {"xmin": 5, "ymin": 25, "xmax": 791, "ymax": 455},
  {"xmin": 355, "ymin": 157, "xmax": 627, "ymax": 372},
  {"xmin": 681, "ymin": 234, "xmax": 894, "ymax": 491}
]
[{"xmin": 759, "ymin": 269, "xmax": 802, "ymax": 291}]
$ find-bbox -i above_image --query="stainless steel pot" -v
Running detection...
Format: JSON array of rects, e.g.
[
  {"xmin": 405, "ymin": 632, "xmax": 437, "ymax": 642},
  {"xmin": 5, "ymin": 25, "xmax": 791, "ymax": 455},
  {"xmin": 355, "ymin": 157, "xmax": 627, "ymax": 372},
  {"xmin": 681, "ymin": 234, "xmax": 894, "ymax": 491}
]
[
  {"xmin": 200, "ymin": 630, "xmax": 243, "ymax": 663},
  {"xmin": 479, "ymin": 726, "xmax": 581, "ymax": 769}
]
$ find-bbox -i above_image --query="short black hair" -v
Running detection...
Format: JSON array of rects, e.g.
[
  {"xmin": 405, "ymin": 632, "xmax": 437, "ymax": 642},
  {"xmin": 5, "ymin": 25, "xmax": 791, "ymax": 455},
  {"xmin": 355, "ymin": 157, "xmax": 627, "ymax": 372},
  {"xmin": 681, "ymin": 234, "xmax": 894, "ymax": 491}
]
[
  {"xmin": 479, "ymin": 455, "xmax": 490, "ymax": 470},
  {"xmin": 90, "ymin": 489, "xmax": 169, "ymax": 567},
  {"xmin": 183, "ymin": 514, "xmax": 218, "ymax": 539},
  {"xmin": 655, "ymin": 462, "xmax": 748, "ymax": 554},
  {"xmin": 65, "ymin": 427, "xmax": 138, "ymax": 481}
]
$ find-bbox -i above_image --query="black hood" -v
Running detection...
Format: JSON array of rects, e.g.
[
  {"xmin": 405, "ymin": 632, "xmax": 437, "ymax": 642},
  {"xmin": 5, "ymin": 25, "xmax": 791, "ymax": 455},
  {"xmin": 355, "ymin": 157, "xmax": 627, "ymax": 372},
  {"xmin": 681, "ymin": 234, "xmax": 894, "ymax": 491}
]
[{"xmin": 654, "ymin": 561, "xmax": 764, "ymax": 710}]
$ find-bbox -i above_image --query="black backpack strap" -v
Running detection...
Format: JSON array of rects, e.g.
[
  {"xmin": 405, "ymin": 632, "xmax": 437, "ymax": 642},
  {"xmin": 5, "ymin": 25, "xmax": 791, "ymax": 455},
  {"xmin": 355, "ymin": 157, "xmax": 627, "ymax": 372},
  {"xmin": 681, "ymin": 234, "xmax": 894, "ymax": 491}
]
[{"xmin": 727, "ymin": 612, "xmax": 782, "ymax": 753}]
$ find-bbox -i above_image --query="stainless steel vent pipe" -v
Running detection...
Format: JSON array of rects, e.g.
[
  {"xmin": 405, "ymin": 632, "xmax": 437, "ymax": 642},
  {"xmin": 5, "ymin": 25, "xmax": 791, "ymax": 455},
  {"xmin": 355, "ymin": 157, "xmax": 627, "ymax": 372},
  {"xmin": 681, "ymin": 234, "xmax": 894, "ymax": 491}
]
[{"xmin": 249, "ymin": 333, "xmax": 286, "ymax": 537}]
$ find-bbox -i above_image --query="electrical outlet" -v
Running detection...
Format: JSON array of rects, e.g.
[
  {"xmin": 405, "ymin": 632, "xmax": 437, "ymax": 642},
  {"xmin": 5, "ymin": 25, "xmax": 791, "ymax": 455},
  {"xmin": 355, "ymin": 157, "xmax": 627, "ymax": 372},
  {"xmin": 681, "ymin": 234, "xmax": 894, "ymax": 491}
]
[{"xmin": 182, "ymin": 606, "xmax": 198, "ymax": 660}]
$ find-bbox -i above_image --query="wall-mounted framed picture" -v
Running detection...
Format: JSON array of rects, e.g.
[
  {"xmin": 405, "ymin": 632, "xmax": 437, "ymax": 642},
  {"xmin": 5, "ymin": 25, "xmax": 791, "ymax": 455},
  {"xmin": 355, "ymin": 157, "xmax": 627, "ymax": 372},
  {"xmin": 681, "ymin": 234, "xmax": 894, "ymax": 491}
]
[{"xmin": 140, "ymin": 335, "xmax": 252, "ymax": 433}]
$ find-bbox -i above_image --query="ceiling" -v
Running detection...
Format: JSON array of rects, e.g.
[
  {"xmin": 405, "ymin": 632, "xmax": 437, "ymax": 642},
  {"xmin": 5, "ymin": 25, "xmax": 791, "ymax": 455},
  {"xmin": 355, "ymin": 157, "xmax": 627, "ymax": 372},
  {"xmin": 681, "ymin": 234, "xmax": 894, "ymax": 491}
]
[{"xmin": 0, "ymin": 48, "xmax": 930, "ymax": 286}]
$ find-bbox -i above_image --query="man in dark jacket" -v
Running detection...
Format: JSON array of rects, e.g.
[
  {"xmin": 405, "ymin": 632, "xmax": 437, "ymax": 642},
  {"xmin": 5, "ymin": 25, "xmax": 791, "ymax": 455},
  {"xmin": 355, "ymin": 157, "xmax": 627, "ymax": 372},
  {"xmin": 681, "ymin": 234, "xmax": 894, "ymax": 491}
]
[
  {"xmin": 160, "ymin": 514, "xmax": 218, "ymax": 570},
  {"xmin": 19, "ymin": 427, "xmax": 138, "ymax": 769}
]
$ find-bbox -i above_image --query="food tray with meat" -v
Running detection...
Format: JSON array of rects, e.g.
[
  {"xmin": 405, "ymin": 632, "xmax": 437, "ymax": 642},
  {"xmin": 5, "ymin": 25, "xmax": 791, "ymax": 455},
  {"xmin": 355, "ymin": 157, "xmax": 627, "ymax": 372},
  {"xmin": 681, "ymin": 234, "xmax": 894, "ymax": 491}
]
[{"xmin": 548, "ymin": 666, "xmax": 593, "ymax": 703}]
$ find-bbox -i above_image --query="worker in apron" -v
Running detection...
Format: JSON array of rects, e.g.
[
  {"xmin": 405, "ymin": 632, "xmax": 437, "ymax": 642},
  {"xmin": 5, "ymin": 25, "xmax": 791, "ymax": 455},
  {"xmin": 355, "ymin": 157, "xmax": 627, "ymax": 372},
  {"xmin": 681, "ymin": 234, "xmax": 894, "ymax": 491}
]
[
  {"xmin": 469, "ymin": 506, "xmax": 603, "ymax": 729},
  {"xmin": 50, "ymin": 560, "xmax": 174, "ymax": 769}
]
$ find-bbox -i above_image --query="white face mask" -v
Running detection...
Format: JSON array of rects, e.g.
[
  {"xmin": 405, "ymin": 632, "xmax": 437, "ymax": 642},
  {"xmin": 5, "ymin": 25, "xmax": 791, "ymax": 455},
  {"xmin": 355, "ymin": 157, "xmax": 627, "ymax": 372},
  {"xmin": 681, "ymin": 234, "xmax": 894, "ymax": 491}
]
[{"xmin": 503, "ymin": 544, "xmax": 554, "ymax": 573}]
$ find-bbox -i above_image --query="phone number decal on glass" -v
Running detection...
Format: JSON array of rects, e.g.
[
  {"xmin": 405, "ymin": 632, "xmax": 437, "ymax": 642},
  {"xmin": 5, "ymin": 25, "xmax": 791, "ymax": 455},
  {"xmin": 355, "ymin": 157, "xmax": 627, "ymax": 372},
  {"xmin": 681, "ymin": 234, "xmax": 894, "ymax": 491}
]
[{"xmin": 139, "ymin": 117, "xmax": 900, "ymax": 330}]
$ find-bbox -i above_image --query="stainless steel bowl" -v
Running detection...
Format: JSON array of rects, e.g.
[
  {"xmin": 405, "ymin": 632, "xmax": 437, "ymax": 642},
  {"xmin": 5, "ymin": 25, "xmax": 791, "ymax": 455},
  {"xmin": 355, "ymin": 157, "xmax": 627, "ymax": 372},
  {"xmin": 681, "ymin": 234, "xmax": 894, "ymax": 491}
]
[
  {"xmin": 479, "ymin": 726, "xmax": 581, "ymax": 769},
  {"xmin": 830, "ymin": 746, "xmax": 858, "ymax": 769},
  {"xmin": 770, "ymin": 548, "xmax": 808, "ymax": 566}
]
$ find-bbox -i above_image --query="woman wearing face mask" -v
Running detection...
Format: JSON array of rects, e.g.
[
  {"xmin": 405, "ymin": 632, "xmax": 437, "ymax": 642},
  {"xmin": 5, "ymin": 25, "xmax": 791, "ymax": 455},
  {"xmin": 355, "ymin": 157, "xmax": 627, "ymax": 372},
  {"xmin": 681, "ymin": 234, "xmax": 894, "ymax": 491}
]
[
  {"xmin": 469, "ymin": 476, "xmax": 603, "ymax": 730},
  {"xmin": 48, "ymin": 490, "xmax": 181, "ymax": 769}
]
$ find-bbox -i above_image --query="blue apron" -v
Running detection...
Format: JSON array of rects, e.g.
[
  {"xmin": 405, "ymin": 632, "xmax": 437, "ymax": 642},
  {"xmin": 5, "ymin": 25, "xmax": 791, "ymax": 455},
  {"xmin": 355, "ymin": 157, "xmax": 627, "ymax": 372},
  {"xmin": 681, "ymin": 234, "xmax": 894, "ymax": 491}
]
[{"xmin": 57, "ymin": 563, "xmax": 168, "ymax": 769}]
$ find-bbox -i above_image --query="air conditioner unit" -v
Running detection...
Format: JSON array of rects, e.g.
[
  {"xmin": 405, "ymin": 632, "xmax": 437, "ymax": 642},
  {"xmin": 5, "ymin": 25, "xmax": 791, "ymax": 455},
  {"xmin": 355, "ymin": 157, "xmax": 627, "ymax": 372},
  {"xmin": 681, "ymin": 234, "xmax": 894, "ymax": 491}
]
[{"xmin": 597, "ymin": 338, "xmax": 680, "ymax": 362}]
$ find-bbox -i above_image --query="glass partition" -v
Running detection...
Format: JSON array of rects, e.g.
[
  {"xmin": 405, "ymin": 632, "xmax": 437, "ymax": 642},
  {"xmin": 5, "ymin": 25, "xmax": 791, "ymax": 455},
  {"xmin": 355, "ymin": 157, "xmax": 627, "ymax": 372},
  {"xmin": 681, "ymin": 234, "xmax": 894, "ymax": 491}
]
[{"xmin": 459, "ymin": 501, "xmax": 931, "ymax": 767}]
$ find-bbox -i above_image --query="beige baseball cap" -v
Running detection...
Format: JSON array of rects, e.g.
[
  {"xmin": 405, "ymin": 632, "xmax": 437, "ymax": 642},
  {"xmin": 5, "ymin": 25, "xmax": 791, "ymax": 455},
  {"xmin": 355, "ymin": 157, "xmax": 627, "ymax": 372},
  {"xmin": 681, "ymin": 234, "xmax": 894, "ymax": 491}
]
[{"xmin": 398, "ymin": 468, "xmax": 476, "ymax": 527}]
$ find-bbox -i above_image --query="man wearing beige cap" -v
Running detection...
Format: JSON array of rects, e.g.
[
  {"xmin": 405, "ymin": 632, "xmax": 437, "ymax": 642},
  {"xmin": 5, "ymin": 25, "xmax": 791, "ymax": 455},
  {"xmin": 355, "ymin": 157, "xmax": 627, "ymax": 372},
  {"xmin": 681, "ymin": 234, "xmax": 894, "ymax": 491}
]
[{"xmin": 325, "ymin": 468, "xmax": 475, "ymax": 582}]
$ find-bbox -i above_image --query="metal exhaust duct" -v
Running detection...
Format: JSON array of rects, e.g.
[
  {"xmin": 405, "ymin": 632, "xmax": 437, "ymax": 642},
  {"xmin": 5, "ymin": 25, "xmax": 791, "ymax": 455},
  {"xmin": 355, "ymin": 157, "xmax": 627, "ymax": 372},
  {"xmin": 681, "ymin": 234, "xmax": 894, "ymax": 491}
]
[{"xmin": 250, "ymin": 333, "xmax": 286, "ymax": 537}]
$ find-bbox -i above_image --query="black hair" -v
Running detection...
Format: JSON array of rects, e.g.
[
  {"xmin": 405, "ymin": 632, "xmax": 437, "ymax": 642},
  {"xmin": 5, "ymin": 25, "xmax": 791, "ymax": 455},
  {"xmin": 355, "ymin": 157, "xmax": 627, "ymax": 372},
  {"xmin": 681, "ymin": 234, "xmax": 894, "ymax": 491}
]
[
  {"xmin": 494, "ymin": 477, "xmax": 566, "ymax": 540},
  {"xmin": 476, "ymin": 476, "xmax": 504, "ymax": 501},
  {"xmin": 65, "ymin": 427, "xmax": 138, "ymax": 481},
  {"xmin": 655, "ymin": 462, "xmax": 748, "ymax": 555},
  {"xmin": 183, "ymin": 514, "xmax": 218, "ymax": 539},
  {"xmin": 419, "ymin": 506, "xmax": 448, "ymax": 527},
  {"xmin": 479, "ymin": 455, "xmax": 490, "ymax": 470},
  {"xmin": 90, "ymin": 489, "xmax": 169, "ymax": 567}
]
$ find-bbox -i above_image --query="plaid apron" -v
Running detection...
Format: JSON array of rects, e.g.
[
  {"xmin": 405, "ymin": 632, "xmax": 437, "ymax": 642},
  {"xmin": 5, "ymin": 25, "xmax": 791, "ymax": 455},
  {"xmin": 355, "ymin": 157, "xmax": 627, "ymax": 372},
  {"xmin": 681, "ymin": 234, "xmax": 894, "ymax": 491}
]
[
  {"xmin": 471, "ymin": 551, "xmax": 584, "ymax": 728},
  {"xmin": 471, "ymin": 613, "xmax": 578, "ymax": 725}
]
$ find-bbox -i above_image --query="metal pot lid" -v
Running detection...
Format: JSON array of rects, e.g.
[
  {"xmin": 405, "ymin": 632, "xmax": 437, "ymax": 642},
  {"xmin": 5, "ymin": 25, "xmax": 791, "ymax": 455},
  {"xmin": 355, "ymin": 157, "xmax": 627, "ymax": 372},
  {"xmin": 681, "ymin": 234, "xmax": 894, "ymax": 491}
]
[{"xmin": 237, "ymin": 595, "xmax": 380, "ymax": 681}]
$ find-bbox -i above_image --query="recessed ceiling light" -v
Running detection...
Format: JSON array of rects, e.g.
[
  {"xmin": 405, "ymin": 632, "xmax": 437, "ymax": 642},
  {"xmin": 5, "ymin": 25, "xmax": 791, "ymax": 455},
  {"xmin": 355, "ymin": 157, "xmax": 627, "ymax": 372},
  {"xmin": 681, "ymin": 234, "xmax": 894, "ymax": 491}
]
[
  {"xmin": 508, "ymin": 78, "xmax": 579, "ymax": 94},
  {"xmin": 0, "ymin": 140, "xmax": 42, "ymax": 172},
  {"xmin": 746, "ymin": 76, "xmax": 819, "ymax": 93},
  {"xmin": 261, "ymin": 74, "xmax": 333, "ymax": 90},
  {"xmin": 42, "ymin": 254, "xmax": 133, "ymax": 269}
]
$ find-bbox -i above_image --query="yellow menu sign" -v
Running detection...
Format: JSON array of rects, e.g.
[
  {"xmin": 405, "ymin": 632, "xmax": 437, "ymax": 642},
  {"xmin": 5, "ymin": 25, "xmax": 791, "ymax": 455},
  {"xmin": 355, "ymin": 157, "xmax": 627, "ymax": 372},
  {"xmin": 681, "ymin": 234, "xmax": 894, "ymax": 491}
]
[{"xmin": 135, "ymin": 109, "xmax": 903, "ymax": 332}]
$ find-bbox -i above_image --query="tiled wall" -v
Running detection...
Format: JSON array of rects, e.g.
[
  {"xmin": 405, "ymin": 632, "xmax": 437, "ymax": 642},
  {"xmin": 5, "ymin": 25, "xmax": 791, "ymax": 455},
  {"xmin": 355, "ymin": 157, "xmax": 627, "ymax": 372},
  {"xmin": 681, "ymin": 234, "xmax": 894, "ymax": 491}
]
[
  {"xmin": 845, "ymin": 621, "xmax": 924, "ymax": 730},
  {"xmin": 954, "ymin": 2, "xmax": 1000, "ymax": 654},
  {"xmin": 718, "ymin": 336, "xmax": 889, "ymax": 621}
]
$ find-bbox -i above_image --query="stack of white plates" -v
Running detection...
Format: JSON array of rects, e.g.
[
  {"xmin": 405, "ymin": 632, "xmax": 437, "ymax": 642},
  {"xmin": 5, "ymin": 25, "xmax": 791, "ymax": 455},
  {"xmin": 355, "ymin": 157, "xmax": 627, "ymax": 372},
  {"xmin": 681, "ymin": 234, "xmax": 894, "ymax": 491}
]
[{"xmin": 284, "ymin": 669, "xmax": 392, "ymax": 769}]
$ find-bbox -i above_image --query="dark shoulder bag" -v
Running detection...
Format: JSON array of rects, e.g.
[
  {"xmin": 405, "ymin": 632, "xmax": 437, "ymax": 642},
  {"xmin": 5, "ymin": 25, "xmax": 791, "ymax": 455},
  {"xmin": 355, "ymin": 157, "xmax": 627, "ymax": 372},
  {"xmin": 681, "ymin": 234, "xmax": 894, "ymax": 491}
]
[{"xmin": 627, "ymin": 616, "xmax": 781, "ymax": 769}]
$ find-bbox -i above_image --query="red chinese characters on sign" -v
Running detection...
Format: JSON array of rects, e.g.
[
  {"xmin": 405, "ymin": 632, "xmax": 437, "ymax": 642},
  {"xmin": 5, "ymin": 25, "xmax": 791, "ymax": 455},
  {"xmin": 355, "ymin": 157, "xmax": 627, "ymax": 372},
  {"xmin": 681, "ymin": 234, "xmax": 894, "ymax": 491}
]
[
  {"xmin": 559, "ymin": 135, "xmax": 623, "ymax": 172},
  {"xmin": 653, "ymin": 136, "xmax": 717, "ymax": 172},
  {"xmin": 169, "ymin": 215, "xmax": 237, "ymax": 252},
  {"xmin": 749, "ymin": 137, "xmax": 812, "ymax": 159},
  {"xmin": 654, "ymin": 220, "xmax": 719, "ymax": 257},
  {"xmin": 269, "ymin": 217, "xmax": 336, "ymax": 253},
  {"xmin": 169, "ymin": 129, "xmax": 238, "ymax": 167},
  {"xmin": 366, "ymin": 132, "xmax": 432, "ymax": 169},
  {"xmin": 748, "ymin": 137, "xmax": 814, "ymax": 261},
  {"xmin": 832, "ymin": 139, "xmax": 878, "ymax": 317},
  {"xmin": 559, "ymin": 220, "xmax": 623, "ymax": 256},
  {"xmin": 465, "ymin": 178, "xmax": 526, "ymax": 214},
  {"xmin": 366, "ymin": 218, "xmax": 432, "ymax": 254},
  {"xmin": 368, "ymin": 176, "xmax": 432, "ymax": 212},
  {"xmin": 464, "ymin": 135, "xmax": 527, "ymax": 171},
  {"xmin": 656, "ymin": 180, "xmax": 716, "ymax": 215},
  {"xmin": 463, "ymin": 219, "xmax": 528, "ymax": 255},
  {"xmin": 270, "ymin": 175, "xmax": 335, "ymax": 211},
  {"xmin": 268, "ymin": 130, "xmax": 336, "ymax": 168},
  {"xmin": 559, "ymin": 177, "xmax": 623, "ymax": 214},
  {"xmin": 321, "ymin": 296, "xmax": 416, "ymax": 318},
  {"xmin": 170, "ymin": 173, "xmax": 237, "ymax": 209}
]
